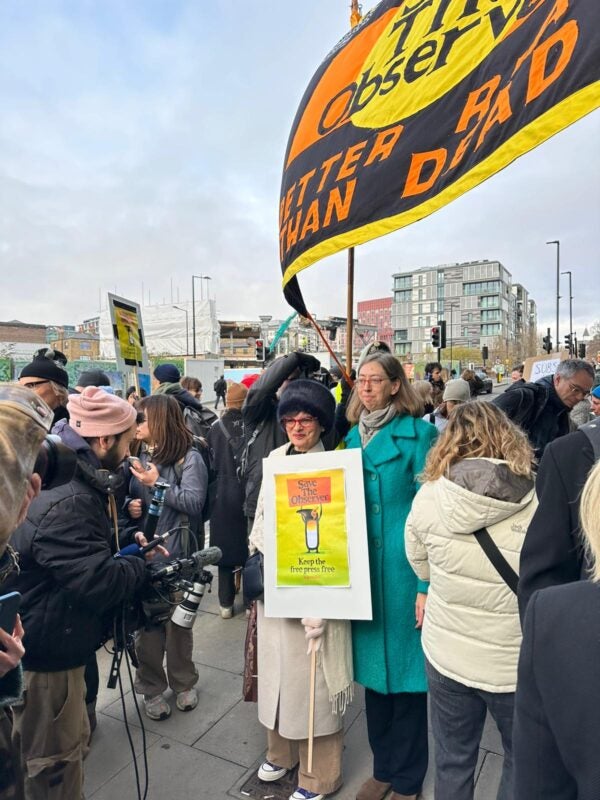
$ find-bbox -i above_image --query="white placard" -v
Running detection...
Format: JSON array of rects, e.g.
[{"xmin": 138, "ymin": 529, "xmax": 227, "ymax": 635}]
[
  {"xmin": 523, "ymin": 350, "xmax": 568, "ymax": 382},
  {"xmin": 262, "ymin": 448, "xmax": 372, "ymax": 620}
]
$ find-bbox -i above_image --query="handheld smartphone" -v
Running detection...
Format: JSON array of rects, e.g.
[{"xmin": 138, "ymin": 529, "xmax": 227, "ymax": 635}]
[
  {"xmin": 128, "ymin": 456, "xmax": 143, "ymax": 469},
  {"xmin": 0, "ymin": 591, "xmax": 21, "ymax": 635}
]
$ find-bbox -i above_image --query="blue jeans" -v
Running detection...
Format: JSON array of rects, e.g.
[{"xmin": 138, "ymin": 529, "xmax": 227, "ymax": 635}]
[{"xmin": 426, "ymin": 659, "xmax": 515, "ymax": 800}]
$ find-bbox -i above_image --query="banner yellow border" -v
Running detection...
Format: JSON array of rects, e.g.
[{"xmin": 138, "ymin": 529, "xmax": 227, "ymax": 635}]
[{"xmin": 281, "ymin": 82, "xmax": 600, "ymax": 289}]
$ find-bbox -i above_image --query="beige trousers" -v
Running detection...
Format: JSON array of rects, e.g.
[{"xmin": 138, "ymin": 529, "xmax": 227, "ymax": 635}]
[
  {"xmin": 11, "ymin": 667, "xmax": 89, "ymax": 800},
  {"xmin": 266, "ymin": 726, "xmax": 344, "ymax": 795},
  {"xmin": 0, "ymin": 707, "xmax": 23, "ymax": 800},
  {"xmin": 134, "ymin": 620, "xmax": 198, "ymax": 698}
]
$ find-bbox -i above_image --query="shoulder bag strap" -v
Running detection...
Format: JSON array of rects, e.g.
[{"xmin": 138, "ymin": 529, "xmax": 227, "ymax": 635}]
[
  {"xmin": 472, "ymin": 527, "xmax": 519, "ymax": 594},
  {"xmin": 217, "ymin": 417, "xmax": 232, "ymax": 443}
]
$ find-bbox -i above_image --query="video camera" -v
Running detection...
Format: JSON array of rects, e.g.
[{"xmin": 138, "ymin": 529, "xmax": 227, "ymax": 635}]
[
  {"xmin": 142, "ymin": 545, "xmax": 222, "ymax": 628},
  {"xmin": 33, "ymin": 435, "xmax": 77, "ymax": 489}
]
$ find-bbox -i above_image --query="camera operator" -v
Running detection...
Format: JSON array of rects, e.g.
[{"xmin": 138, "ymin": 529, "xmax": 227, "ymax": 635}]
[
  {"xmin": 0, "ymin": 386, "xmax": 54, "ymax": 800},
  {"xmin": 4, "ymin": 387, "xmax": 163, "ymax": 800}
]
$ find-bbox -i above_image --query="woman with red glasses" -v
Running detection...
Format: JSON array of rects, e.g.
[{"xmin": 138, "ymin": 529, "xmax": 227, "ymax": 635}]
[{"xmin": 249, "ymin": 380, "xmax": 353, "ymax": 800}]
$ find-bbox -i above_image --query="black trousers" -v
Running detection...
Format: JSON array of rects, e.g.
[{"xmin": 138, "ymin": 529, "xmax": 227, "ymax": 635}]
[
  {"xmin": 365, "ymin": 688, "xmax": 428, "ymax": 795},
  {"xmin": 218, "ymin": 565, "xmax": 236, "ymax": 608}
]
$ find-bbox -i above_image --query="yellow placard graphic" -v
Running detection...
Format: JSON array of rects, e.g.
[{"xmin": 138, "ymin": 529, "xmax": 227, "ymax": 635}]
[
  {"xmin": 275, "ymin": 468, "xmax": 350, "ymax": 587},
  {"xmin": 114, "ymin": 303, "xmax": 143, "ymax": 366}
]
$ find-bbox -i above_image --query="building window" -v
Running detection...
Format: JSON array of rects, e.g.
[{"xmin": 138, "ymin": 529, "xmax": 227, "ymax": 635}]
[
  {"xmin": 479, "ymin": 295, "xmax": 500, "ymax": 309},
  {"xmin": 79, "ymin": 342, "xmax": 91, "ymax": 350},
  {"xmin": 463, "ymin": 280, "xmax": 501, "ymax": 296},
  {"xmin": 394, "ymin": 290, "xmax": 412, "ymax": 302},
  {"xmin": 462, "ymin": 327, "xmax": 469, "ymax": 337},
  {"xmin": 395, "ymin": 329, "xmax": 408, "ymax": 342},
  {"xmin": 481, "ymin": 309, "xmax": 500, "ymax": 322},
  {"xmin": 481, "ymin": 323, "xmax": 502, "ymax": 336},
  {"xmin": 394, "ymin": 275, "xmax": 412, "ymax": 289},
  {"xmin": 394, "ymin": 342, "xmax": 411, "ymax": 355}
]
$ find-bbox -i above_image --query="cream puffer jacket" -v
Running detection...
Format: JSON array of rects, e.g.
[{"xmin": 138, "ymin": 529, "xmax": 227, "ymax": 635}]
[{"xmin": 405, "ymin": 458, "xmax": 537, "ymax": 693}]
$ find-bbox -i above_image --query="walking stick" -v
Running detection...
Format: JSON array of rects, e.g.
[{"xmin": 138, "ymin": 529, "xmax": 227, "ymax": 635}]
[{"xmin": 307, "ymin": 646, "xmax": 317, "ymax": 773}]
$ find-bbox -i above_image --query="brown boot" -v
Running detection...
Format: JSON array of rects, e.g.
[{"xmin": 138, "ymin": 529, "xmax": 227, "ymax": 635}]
[{"xmin": 356, "ymin": 777, "xmax": 392, "ymax": 800}]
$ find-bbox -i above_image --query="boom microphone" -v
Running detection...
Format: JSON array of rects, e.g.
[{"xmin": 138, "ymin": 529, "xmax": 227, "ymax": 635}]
[{"xmin": 149, "ymin": 546, "xmax": 222, "ymax": 580}]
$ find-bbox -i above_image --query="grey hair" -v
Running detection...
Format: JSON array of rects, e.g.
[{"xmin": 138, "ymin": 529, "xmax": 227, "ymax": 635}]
[
  {"xmin": 555, "ymin": 359, "xmax": 594, "ymax": 380},
  {"xmin": 50, "ymin": 381, "xmax": 69, "ymax": 406}
]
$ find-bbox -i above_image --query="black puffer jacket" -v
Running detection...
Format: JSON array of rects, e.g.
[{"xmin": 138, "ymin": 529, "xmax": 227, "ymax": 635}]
[{"xmin": 5, "ymin": 422, "xmax": 147, "ymax": 672}]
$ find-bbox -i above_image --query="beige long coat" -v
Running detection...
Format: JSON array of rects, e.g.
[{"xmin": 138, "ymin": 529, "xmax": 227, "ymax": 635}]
[{"xmin": 250, "ymin": 441, "xmax": 343, "ymax": 740}]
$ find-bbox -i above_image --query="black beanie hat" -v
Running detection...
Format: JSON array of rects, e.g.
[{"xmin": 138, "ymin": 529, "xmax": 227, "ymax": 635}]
[
  {"xmin": 77, "ymin": 369, "xmax": 111, "ymax": 388},
  {"xmin": 277, "ymin": 379, "xmax": 336, "ymax": 433},
  {"xmin": 20, "ymin": 351, "xmax": 69, "ymax": 389},
  {"xmin": 153, "ymin": 363, "xmax": 180, "ymax": 384}
]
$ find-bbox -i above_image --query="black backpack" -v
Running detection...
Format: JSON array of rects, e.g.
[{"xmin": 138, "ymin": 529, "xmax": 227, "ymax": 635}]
[{"xmin": 180, "ymin": 406, "xmax": 218, "ymax": 521}]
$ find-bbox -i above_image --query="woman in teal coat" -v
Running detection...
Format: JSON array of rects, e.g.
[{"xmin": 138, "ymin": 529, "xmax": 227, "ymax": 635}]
[{"xmin": 345, "ymin": 352, "xmax": 437, "ymax": 800}]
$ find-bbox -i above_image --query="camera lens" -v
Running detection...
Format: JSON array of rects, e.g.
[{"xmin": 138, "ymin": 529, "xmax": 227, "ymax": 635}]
[{"xmin": 33, "ymin": 435, "xmax": 77, "ymax": 490}]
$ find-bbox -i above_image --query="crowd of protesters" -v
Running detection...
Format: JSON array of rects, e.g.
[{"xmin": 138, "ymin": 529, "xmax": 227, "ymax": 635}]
[{"xmin": 1, "ymin": 344, "xmax": 600, "ymax": 800}]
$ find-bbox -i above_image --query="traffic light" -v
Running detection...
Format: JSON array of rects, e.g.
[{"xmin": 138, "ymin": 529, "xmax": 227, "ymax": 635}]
[
  {"xmin": 542, "ymin": 329, "xmax": 552, "ymax": 354},
  {"xmin": 255, "ymin": 339, "xmax": 265, "ymax": 361},
  {"xmin": 430, "ymin": 326, "xmax": 441, "ymax": 349},
  {"xmin": 438, "ymin": 320, "xmax": 447, "ymax": 349},
  {"xmin": 564, "ymin": 334, "xmax": 572, "ymax": 353},
  {"xmin": 481, "ymin": 345, "xmax": 489, "ymax": 362},
  {"xmin": 578, "ymin": 342, "xmax": 586, "ymax": 359}
]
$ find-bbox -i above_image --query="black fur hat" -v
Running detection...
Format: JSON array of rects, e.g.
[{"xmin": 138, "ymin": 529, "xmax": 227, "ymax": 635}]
[{"xmin": 277, "ymin": 379, "xmax": 335, "ymax": 433}]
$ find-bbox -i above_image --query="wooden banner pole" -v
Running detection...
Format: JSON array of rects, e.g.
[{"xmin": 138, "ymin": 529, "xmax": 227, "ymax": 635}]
[{"xmin": 307, "ymin": 646, "xmax": 317, "ymax": 773}]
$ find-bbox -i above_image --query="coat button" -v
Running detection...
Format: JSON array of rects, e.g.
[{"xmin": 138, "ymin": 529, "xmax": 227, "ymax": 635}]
[
  {"xmin": 370, "ymin": 473, "xmax": 378, "ymax": 481},
  {"xmin": 372, "ymin": 504, "xmax": 380, "ymax": 514},
  {"xmin": 373, "ymin": 539, "xmax": 382, "ymax": 548}
]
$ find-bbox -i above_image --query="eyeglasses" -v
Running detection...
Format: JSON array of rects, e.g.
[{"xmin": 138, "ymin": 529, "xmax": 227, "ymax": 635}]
[
  {"xmin": 357, "ymin": 377, "xmax": 388, "ymax": 386},
  {"xmin": 568, "ymin": 381, "xmax": 590, "ymax": 399},
  {"xmin": 21, "ymin": 380, "xmax": 50, "ymax": 389},
  {"xmin": 281, "ymin": 415, "xmax": 317, "ymax": 428}
]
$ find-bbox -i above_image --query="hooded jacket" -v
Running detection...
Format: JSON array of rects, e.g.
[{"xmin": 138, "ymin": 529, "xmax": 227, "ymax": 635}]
[
  {"xmin": 5, "ymin": 421, "xmax": 147, "ymax": 672},
  {"xmin": 405, "ymin": 458, "xmax": 537, "ymax": 693}
]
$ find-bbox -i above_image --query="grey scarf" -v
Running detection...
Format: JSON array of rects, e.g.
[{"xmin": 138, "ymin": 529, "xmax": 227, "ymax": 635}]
[{"xmin": 358, "ymin": 404, "xmax": 397, "ymax": 447}]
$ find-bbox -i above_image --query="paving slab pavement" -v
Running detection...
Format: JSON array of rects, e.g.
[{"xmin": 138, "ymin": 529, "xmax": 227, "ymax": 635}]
[{"xmin": 85, "ymin": 568, "xmax": 505, "ymax": 799}]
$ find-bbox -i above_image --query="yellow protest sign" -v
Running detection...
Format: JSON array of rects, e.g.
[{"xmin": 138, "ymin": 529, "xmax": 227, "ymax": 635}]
[{"xmin": 275, "ymin": 468, "xmax": 350, "ymax": 587}]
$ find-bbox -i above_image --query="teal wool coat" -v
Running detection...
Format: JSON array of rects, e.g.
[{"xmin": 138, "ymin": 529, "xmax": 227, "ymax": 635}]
[{"xmin": 346, "ymin": 414, "xmax": 437, "ymax": 694}]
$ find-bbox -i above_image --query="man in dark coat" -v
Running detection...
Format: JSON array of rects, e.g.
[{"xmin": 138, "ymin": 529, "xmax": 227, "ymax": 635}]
[
  {"xmin": 207, "ymin": 382, "xmax": 248, "ymax": 618},
  {"xmin": 18, "ymin": 348, "xmax": 70, "ymax": 427},
  {"xmin": 493, "ymin": 359, "xmax": 594, "ymax": 460},
  {"xmin": 241, "ymin": 351, "xmax": 321, "ymax": 528},
  {"xmin": 4, "ymin": 388, "xmax": 155, "ymax": 800},
  {"xmin": 514, "ymin": 460, "xmax": 600, "ymax": 799},
  {"xmin": 213, "ymin": 375, "xmax": 227, "ymax": 409},
  {"xmin": 518, "ymin": 418, "xmax": 600, "ymax": 619}
]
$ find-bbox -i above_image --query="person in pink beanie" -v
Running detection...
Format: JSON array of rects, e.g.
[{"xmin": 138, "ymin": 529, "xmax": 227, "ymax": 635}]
[{"xmin": 5, "ymin": 386, "xmax": 162, "ymax": 800}]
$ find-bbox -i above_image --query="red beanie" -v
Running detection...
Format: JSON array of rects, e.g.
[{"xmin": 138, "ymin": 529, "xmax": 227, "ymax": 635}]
[{"xmin": 67, "ymin": 387, "xmax": 137, "ymax": 437}]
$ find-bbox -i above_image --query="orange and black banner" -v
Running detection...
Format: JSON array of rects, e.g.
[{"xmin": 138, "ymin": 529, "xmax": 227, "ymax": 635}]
[{"xmin": 280, "ymin": 0, "xmax": 600, "ymax": 314}]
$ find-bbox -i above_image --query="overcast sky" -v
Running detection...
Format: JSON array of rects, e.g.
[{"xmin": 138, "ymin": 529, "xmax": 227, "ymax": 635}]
[{"xmin": 1, "ymin": 1, "xmax": 598, "ymax": 338}]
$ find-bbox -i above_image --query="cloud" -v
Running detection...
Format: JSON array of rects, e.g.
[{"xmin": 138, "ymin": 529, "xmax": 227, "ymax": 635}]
[{"xmin": 0, "ymin": 1, "xmax": 598, "ymax": 339}]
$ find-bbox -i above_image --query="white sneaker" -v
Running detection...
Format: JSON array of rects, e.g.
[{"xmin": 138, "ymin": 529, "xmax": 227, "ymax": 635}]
[
  {"xmin": 176, "ymin": 688, "xmax": 198, "ymax": 712},
  {"xmin": 143, "ymin": 694, "xmax": 171, "ymax": 721},
  {"xmin": 257, "ymin": 760, "xmax": 288, "ymax": 782},
  {"xmin": 220, "ymin": 606, "xmax": 233, "ymax": 619},
  {"xmin": 289, "ymin": 789, "xmax": 325, "ymax": 800}
]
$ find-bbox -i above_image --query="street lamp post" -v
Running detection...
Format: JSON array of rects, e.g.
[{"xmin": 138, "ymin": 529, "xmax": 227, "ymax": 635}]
[
  {"xmin": 173, "ymin": 306, "xmax": 189, "ymax": 356},
  {"xmin": 191, "ymin": 275, "xmax": 203, "ymax": 358},
  {"xmin": 447, "ymin": 301, "xmax": 460, "ymax": 367},
  {"xmin": 546, "ymin": 240, "xmax": 560, "ymax": 352},
  {"xmin": 561, "ymin": 271, "xmax": 573, "ymax": 354}
]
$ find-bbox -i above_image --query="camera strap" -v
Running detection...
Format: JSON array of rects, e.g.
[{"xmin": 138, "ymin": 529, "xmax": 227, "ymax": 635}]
[{"xmin": 472, "ymin": 527, "xmax": 518, "ymax": 594}]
